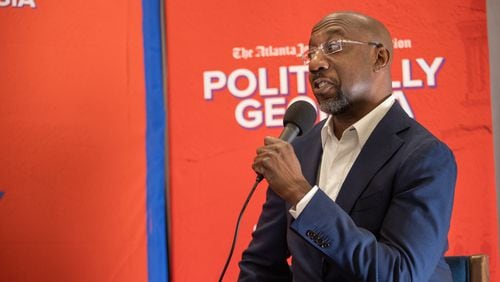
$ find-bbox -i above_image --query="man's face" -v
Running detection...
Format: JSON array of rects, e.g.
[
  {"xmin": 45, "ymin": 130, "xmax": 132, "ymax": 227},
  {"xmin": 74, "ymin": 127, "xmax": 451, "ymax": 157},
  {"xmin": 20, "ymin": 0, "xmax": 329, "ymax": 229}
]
[{"xmin": 307, "ymin": 16, "xmax": 374, "ymax": 116}]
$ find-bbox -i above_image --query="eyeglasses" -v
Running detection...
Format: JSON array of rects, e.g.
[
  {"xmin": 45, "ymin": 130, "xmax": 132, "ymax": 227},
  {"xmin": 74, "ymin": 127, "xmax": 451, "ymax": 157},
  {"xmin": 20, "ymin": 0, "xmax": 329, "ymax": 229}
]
[{"xmin": 301, "ymin": 39, "xmax": 382, "ymax": 65}]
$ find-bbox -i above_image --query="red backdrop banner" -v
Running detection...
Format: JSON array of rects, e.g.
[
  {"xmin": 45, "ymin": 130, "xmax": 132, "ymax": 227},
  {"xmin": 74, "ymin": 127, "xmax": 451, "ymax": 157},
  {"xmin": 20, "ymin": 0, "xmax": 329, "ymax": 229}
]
[
  {"xmin": 166, "ymin": 0, "xmax": 498, "ymax": 281},
  {"xmin": 0, "ymin": 2, "xmax": 149, "ymax": 281}
]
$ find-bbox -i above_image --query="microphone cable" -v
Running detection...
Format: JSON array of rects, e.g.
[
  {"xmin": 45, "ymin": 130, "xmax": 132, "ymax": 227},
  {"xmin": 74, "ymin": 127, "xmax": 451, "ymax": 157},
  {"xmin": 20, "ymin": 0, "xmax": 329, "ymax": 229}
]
[
  {"xmin": 218, "ymin": 175, "xmax": 262, "ymax": 282},
  {"xmin": 218, "ymin": 100, "xmax": 316, "ymax": 281}
]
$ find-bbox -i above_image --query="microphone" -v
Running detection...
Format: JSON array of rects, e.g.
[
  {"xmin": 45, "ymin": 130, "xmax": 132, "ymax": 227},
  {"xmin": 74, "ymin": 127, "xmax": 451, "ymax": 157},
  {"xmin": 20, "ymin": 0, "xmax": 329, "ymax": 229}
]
[
  {"xmin": 256, "ymin": 100, "xmax": 317, "ymax": 182},
  {"xmin": 279, "ymin": 100, "xmax": 318, "ymax": 142}
]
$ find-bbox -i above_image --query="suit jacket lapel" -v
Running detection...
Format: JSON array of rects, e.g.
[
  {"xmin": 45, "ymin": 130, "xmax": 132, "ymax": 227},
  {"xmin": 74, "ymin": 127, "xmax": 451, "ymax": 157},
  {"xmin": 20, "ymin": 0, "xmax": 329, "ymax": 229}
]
[
  {"xmin": 293, "ymin": 119, "xmax": 325, "ymax": 186},
  {"xmin": 335, "ymin": 103, "xmax": 410, "ymax": 213}
]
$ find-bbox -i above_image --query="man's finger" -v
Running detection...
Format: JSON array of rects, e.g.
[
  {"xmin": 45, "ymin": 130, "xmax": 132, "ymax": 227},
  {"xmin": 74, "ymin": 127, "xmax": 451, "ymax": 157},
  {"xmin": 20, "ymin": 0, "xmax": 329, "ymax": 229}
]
[{"xmin": 263, "ymin": 136, "xmax": 283, "ymax": 145}]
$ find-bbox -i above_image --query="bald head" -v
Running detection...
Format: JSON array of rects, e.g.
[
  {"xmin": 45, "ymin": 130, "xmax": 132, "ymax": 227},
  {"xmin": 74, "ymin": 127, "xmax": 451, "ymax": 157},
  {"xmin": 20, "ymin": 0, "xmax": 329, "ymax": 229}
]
[
  {"xmin": 306, "ymin": 11, "xmax": 394, "ymax": 118},
  {"xmin": 312, "ymin": 11, "xmax": 393, "ymax": 62}
]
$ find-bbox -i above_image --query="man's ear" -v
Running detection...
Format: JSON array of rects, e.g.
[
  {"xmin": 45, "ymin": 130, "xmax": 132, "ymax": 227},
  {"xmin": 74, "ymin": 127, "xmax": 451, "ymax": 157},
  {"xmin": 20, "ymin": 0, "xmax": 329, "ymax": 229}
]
[{"xmin": 373, "ymin": 47, "xmax": 390, "ymax": 72}]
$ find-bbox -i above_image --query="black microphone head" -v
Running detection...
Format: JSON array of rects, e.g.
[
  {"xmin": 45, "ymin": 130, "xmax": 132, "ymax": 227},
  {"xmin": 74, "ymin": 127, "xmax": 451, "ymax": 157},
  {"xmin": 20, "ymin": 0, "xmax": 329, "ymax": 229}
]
[{"xmin": 283, "ymin": 101, "xmax": 317, "ymax": 136}]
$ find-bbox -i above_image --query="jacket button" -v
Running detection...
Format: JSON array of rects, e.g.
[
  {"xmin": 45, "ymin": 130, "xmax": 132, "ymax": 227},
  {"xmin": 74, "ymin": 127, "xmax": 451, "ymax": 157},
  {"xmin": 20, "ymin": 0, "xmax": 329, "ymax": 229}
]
[{"xmin": 306, "ymin": 230, "xmax": 315, "ymax": 238}]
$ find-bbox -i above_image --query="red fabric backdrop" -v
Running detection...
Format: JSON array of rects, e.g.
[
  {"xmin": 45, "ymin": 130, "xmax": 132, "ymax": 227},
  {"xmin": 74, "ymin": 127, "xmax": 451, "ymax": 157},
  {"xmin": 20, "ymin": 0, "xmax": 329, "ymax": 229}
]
[
  {"xmin": 166, "ymin": 0, "xmax": 498, "ymax": 281},
  {"xmin": 0, "ymin": 2, "xmax": 148, "ymax": 281}
]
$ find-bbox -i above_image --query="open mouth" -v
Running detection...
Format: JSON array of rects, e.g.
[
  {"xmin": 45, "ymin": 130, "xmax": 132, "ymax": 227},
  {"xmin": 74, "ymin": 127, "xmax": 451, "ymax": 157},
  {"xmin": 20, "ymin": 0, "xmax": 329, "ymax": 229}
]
[{"xmin": 313, "ymin": 78, "xmax": 336, "ymax": 92}]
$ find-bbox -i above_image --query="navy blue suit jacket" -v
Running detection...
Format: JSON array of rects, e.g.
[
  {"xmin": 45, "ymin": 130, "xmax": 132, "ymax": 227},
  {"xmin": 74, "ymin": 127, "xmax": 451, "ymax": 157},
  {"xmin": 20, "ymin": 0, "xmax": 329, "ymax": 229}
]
[{"xmin": 239, "ymin": 103, "xmax": 457, "ymax": 281}]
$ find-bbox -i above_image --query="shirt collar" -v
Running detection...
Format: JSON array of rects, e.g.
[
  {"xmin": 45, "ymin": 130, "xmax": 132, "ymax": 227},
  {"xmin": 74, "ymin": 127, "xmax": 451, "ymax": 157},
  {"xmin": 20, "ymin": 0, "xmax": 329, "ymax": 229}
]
[{"xmin": 320, "ymin": 95, "xmax": 395, "ymax": 148}]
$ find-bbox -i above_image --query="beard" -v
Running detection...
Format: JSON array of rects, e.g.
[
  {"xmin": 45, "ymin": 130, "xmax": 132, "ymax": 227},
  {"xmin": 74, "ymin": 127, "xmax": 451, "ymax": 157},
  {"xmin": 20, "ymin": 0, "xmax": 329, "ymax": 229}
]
[{"xmin": 318, "ymin": 87, "xmax": 350, "ymax": 115}]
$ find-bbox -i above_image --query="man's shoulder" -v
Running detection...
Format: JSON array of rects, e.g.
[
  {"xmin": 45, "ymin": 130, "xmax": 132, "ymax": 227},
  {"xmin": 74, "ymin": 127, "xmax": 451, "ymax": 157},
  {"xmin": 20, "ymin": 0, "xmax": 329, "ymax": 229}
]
[{"xmin": 383, "ymin": 102, "xmax": 447, "ymax": 145}]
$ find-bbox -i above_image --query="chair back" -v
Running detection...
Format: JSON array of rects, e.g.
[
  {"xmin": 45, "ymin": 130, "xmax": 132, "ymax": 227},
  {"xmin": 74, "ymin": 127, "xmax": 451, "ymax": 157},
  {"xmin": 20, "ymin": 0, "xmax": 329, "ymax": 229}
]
[{"xmin": 445, "ymin": 254, "xmax": 489, "ymax": 282}]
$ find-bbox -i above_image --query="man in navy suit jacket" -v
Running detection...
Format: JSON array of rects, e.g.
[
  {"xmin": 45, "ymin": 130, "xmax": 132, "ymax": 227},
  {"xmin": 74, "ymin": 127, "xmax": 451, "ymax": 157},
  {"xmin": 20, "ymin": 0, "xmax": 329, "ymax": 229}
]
[{"xmin": 238, "ymin": 11, "xmax": 456, "ymax": 281}]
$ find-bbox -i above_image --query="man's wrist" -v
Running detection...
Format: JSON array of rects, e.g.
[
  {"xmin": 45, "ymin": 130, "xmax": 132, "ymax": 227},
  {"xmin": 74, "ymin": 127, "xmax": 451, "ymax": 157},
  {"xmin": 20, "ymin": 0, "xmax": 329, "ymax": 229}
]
[{"xmin": 287, "ymin": 179, "xmax": 312, "ymax": 205}]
